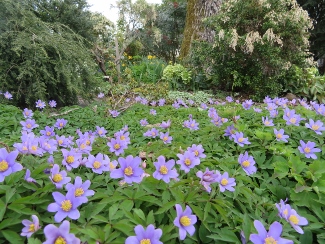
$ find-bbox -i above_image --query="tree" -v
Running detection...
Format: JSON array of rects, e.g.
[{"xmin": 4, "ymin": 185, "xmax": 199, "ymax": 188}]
[
  {"xmin": 138, "ymin": 0, "xmax": 187, "ymax": 63},
  {"xmin": 190, "ymin": 0, "xmax": 313, "ymax": 99},
  {"xmin": 179, "ymin": 0, "xmax": 223, "ymax": 59},
  {"xmin": 0, "ymin": 0, "xmax": 97, "ymax": 107},
  {"xmin": 296, "ymin": 0, "xmax": 325, "ymax": 73}
]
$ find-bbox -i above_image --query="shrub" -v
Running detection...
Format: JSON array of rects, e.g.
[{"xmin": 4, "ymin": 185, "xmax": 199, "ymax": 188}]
[
  {"xmin": 162, "ymin": 64, "xmax": 192, "ymax": 90},
  {"xmin": 191, "ymin": 0, "xmax": 313, "ymax": 100}
]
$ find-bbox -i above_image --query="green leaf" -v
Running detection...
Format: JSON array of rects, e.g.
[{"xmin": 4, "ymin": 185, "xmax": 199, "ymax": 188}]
[
  {"xmin": 146, "ymin": 210, "xmax": 155, "ymax": 225},
  {"xmin": 155, "ymin": 200, "xmax": 176, "ymax": 215},
  {"xmin": 133, "ymin": 209, "xmax": 146, "ymax": 221},
  {"xmin": 2, "ymin": 230, "xmax": 24, "ymax": 243},
  {"xmin": 0, "ymin": 199, "xmax": 6, "ymax": 221},
  {"xmin": 5, "ymin": 188, "xmax": 16, "ymax": 204},
  {"xmin": 207, "ymin": 229, "xmax": 239, "ymax": 243},
  {"xmin": 27, "ymin": 238, "xmax": 42, "ymax": 244}
]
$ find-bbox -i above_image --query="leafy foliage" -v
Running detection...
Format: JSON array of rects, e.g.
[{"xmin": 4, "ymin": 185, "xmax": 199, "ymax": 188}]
[
  {"xmin": 162, "ymin": 63, "xmax": 192, "ymax": 90},
  {"xmin": 191, "ymin": 0, "xmax": 313, "ymax": 100},
  {"xmin": 0, "ymin": 0, "xmax": 98, "ymax": 108}
]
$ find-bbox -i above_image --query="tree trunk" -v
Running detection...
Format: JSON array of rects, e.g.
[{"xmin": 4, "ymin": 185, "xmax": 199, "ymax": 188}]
[{"xmin": 179, "ymin": 0, "xmax": 223, "ymax": 59}]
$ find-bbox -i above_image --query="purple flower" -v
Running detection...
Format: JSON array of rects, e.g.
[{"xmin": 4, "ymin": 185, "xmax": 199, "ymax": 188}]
[
  {"xmin": 253, "ymin": 107, "xmax": 262, "ymax": 113},
  {"xmin": 274, "ymin": 129, "xmax": 289, "ymax": 142},
  {"xmin": 43, "ymin": 220, "xmax": 80, "ymax": 244},
  {"xmin": 49, "ymin": 100, "xmax": 57, "ymax": 108},
  {"xmin": 218, "ymin": 172, "xmax": 236, "ymax": 192},
  {"xmin": 141, "ymin": 98, "xmax": 148, "ymax": 105},
  {"xmin": 55, "ymin": 118, "xmax": 68, "ymax": 130},
  {"xmin": 263, "ymin": 96, "xmax": 273, "ymax": 103},
  {"xmin": 110, "ymin": 155, "xmax": 144, "ymax": 184},
  {"xmin": 140, "ymin": 119, "xmax": 149, "ymax": 126},
  {"xmin": 96, "ymin": 126, "xmax": 107, "ymax": 137},
  {"xmin": 47, "ymin": 191, "xmax": 83, "ymax": 222},
  {"xmin": 196, "ymin": 168, "xmax": 219, "ymax": 193},
  {"xmin": 176, "ymin": 151, "xmax": 200, "ymax": 173},
  {"xmin": 232, "ymin": 132, "xmax": 251, "ymax": 147},
  {"xmin": 114, "ymin": 131, "xmax": 131, "ymax": 145},
  {"xmin": 150, "ymin": 109, "xmax": 157, "ymax": 115},
  {"xmin": 49, "ymin": 164, "xmax": 71, "ymax": 188},
  {"xmin": 21, "ymin": 215, "xmax": 40, "ymax": 238},
  {"xmin": 85, "ymin": 153, "xmax": 110, "ymax": 174},
  {"xmin": 153, "ymin": 156, "xmax": 178, "ymax": 183},
  {"xmin": 158, "ymin": 99, "xmax": 165, "ymax": 106},
  {"xmin": 160, "ymin": 120, "xmax": 171, "ymax": 129},
  {"xmin": 187, "ymin": 144, "xmax": 206, "ymax": 158},
  {"xmin": 172, "ymin": 101, "xmax": 180, "ymax": 109},
  {"xmin": 0, "ymin": 148, "xmax": 23, "ymax": 182},
  {"xmin": 76, "ymin": 138, "xmax": 92, "ymax": 154},
  {"xmin": 266, "ymin": 103, "xmax": 278, "ymax": 111},
  {"xmin": 23, "ymin": 108, "xmax": 33, "ymax": 118},
  {"xmin": 242, "ymin": 99, "xmax": 254, "ymax": 110},
  {"xmin": 183, "ymin": 118, "xmax": 199, "ymax": 130},
  {"xmin": 269, "ymin": 109, "xmax": 278, "ymax": 118},
  {"xmin": 285, "ymin": 114, "xmax": 304, "ymax": 126},
  {"xmin": 173, "ymin": 204, "xmax": 197, "ymax": 240},
  {"xmin": 107, "ymin": 138, "xmax": 127, "ymax": 156},
  {"xmin": 238, "ymin": 151, "xmax": 257, "ymax": 175},
  {"xmin": 305, "ymin": 119, "xmax": 325, "ymax": 135},
  {"xmin": 249, "ymin": 220, "xmax": 293, "ymax": 244},
  {"xmin": 200, "ymin": 103, "xmax": 208, "ymax": 110},
  {"xmin": 61, "ymin": 149, "xmax": 81, "ymax": 171},
  {"xmin": 40, "ymin": 126, "xmax": 55, "ymax": 138},
  {"xmin": 262, "ymin": 117, "xmax": 274, "ymax": 126},
  {"xmin": 24, "ymin": 169, "xmax": 36, "ymax": 183},
  {"xmin": 188, "ymin": 99, "xmax": 194, "ymax": 105},
  {"xmin": 226, "ymin": 96, "xmax": 233, "ymax": 102},
  {"xmin": 125, "ymin": 224, "xmax": 163, "ymax": 244},
  {"xmin": 224, "ymin": 125, "xmax": 237, "ymax": 139},
  {"xmin": 56, "ymin": 135, "xmax": 70, "ymax": 148},
  {"xmin": 150, "ymin": 100, "xmax": 157, "ymax": 106},
  {"xmin": 275, "ymin": 200, "xmax": 308, "ymax": 234},
  {"xmin": 4, "ymin": 91, "xmax": 13, "ymax": 99},
  {"xmin": 110, "ymin": 110, "xmax": 120, "ymax": 117},
  {"xmin": 20, "ymin": 119, "xmax": 38, "ymax": 132},
  {"xmin": 160, "ymin": 132, "xmax": 172, "ymax": 144},
  {"xmin": 65, "ymin": 176, "xmax": 95, "ymax": 204},
  {"xmin": 298, "ymin": 140, "xmax": 321, "ymax": 159},
  {"xmin": 98, "ymin": 92, "xmax": 104, "ymax": 98},
  {"xmin": 35, "ymin": 99, "xmax": 46, "ymax": 109},
  {"xmin": 143, "ymin": 128, "xmax": 159, "ymax": 138}
]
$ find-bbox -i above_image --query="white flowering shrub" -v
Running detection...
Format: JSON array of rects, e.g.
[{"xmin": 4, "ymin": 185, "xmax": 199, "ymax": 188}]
[{"xmin": 191, "ymin": 0, "xmax": 313, "ymax": 100}]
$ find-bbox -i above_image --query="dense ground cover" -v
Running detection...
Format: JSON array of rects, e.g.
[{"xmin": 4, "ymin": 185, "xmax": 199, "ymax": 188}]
[{"xmin": 0, "ymin": 96, "xmax": 325, "ymax": 244}]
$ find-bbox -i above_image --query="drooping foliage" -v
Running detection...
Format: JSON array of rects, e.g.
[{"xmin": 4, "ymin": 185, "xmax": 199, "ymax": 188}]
[
  {"xmin": 190, "ymin": 0, "xmax": 314, "ymax": 100},
  {"xmin": 0, "ymin": 0, "xmax": 97, "ymax": 108}
]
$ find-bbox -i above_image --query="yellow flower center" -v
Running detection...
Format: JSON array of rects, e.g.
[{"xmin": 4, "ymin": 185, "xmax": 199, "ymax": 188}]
[
  {"xmin": 242, "ymin": 160, "xmax": 250, "ymax": 167},
  {"xmin": 54, "ymin": 236, "xmax": 66, "ymax": 244},
  {"xmin": 190, "ymin": 123, "xmax": 195, "ymax": 127},
  {"xmin": 109, "ymin": 162, "xmax": 116, "ymax": 170},
  {"xmin": 276, "ymin": 133, "xmax": 282, "ymax": 139},
  {"xmin": 93, "ymin": 161, "xmax": 101, "ymax": 169},
  {"xmin": 265, "ymin": 121, "xmax": 270, "ymax": 125},
  {"xmin": 180, "ymin": 216, "xmax": 191, "ymax": 226},
  {"xmin": 124, "ymin": 166, "xmax": 133, "ymax": 176},
  {"xmin": 312, "ymin": 125, "xmax": 319, "ymax": 130},
  {"xmin": 304, "ymin": 147, "xmax": 311, "ymax": 153},
  {"xmin": 26, "ymin": 124, "xmax": 32, "ymax": 128},
  {"xmin": 28, "ymin": 224, "xmax": 35, "ymax": 232},
  {"xmin": 80, "ymin": 144, "xmax": 86, "ymax": 149},
  {"xmin": 238, "ymin": 137, "xmax": 244, "ymax": 142},
  {"xmin": 163, "ymin": 136, "xmax": 168, "ymax": 141},
  {"xmin": 290, "ymin": 118, "xmax": 296, "ymax": 124},
  {"xmin": 159, "ymin": 165, "xmax": 168, "ymax": 175},
  {"xmin": 283, "ymin": 209, "xmax": 288, "ymax": 217},
  {"xmin": 221, "ymin": 178, "xmax": 228, "ymax": 186},
  {"xmin": 289, "ymin": 215, "xmax": 299, "ymax": 225},
  {"xmin": 66, "ymin": 156, "xmax": 74, "ymax": 164},
  {"xmin": 58, "ymin": 140, "xmax": 63, "ymax": 145},
  {"xmin": 114, "ymin": 144, "xmax": 120, "ymax": 150},
  {"xmin": 25, "ymin": 112, "xmax": 29, "ymax": 115},
  {"xmin": 86, "ymin": 140, "xmax": 91, "ymax": 145},
  {"xmin": 22, "ymin": 146, "xmax": 28, "ymax": 151},
  {"xmin": 31, "ymin": 145, "xmax": 37, "ymax": 151},
  {"xmin": 194, "ymin": 150, "xmax": 199, "ymax": 156},
  {"xmin": 151, "ymin": 132, "xmax": 156, "ymax": 136},
  {"xmin": 98, "ymin": 130, "xmax": 103, "ymax": 134},
  {"xmin": 46, "ymin": 131, "xmax": 51, "ymax": 136},
  {"xmin": 184, "ymin": 158, "xmax": 191, "ymax": 166},
  {"xmin": 120, "ymin": 135, "xmax": 125, "ymax": 140},
  {"xmin": 53, "ymin": 174, "xmax": 63, "ymax": 183},
  {"xmin": 0, "ymin": 160, "xmax": 9, "ymax": 172},
  {"xmin": 140, "ymin": 239, "xmax": 151, "ymax": 244},
  {"xmin": 59, "ymin": 123, "xmax": 63, "ymax": 127},
  {"xmin": 264, "ymin": 236, "xmax": 277, "ymax": 244},
  {"xmin": 75, "ymin": 187, "xmax": 84, "ymax": 197},
  {"xmin": 61, "ymin": 200, "xmax": 72, "ymax": 212}
]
